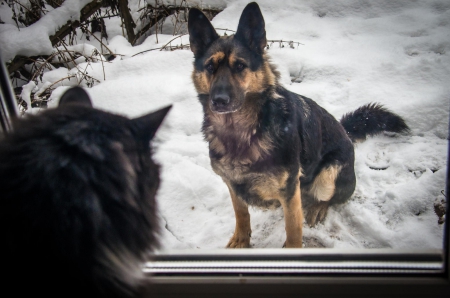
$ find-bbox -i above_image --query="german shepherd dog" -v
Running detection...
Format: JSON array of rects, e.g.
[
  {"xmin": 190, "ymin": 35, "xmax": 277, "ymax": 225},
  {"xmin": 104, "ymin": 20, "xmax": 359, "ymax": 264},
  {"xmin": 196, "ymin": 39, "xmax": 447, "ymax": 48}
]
[
  {"xmin": 0, "ymin": 87, "xmax": 170, "ymax": 297},
  {"xmin": 188, "ymin": 2, "xmax": 409, "ymax": 248}
]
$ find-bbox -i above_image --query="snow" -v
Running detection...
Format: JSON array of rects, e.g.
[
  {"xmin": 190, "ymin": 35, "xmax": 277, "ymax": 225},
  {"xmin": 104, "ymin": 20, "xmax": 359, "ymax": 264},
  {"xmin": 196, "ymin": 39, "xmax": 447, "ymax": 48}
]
[
  {"xmin": 0, "ymin": 0, "xmax": 92, "ymax": 62},
  {"xmin": 0, "ymin": 0, "xmax": 448, "ymax": 250}
]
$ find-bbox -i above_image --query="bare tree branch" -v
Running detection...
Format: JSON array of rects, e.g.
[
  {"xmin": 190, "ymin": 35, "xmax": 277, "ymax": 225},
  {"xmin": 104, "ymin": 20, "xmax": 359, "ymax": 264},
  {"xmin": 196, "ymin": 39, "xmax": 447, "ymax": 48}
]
[
  {"xmin": 49, "ymin": 0, "xmax": 103, "ymax": 46},
  {"xmin": 132, "ymin": 5, "xmax": 223, "ymax": 46},
  {"xmin": 118, "ymin": 0, "xmax": 136, "ymax": 44},
  {"xmin": 7, "ymin": 0, "xmax": 103, "ymax": 74}
]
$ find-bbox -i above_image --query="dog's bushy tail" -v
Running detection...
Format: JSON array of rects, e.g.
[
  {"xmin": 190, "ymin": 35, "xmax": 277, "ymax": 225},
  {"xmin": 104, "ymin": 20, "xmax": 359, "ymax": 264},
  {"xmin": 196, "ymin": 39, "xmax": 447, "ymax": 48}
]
[{"xmin": 340, "ymin": 103, "xmax": 409, "ymax": 142}]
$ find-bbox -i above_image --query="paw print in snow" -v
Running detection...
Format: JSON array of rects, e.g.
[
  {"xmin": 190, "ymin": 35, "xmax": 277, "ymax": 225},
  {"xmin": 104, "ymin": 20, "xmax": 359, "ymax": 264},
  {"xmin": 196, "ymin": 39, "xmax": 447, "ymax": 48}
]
[{"xmin": 365, "ymin": 144, "xmax": 390, "ymax": 170}]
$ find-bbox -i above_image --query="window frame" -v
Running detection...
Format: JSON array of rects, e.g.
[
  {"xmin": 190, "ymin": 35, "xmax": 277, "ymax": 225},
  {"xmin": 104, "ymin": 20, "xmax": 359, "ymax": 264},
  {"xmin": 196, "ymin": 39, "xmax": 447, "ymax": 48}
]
[
  {"xmin": 1, "ymin": 55, "xmax": 449, "ymax": 298},
  {"xmin": 0, "ymin": 54, "xmax": 17, "ymax": 135},
  {"xmin": 143, "ymin": 241, "xmax": 449, "ymax": 297}
]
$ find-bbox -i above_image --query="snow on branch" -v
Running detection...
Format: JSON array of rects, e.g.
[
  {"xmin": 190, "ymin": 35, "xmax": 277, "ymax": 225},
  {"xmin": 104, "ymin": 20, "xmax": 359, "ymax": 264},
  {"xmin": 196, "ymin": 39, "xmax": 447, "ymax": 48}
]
[{"xmin": 1, "ymin": 1, "xmax": 301, "ymax": 113}]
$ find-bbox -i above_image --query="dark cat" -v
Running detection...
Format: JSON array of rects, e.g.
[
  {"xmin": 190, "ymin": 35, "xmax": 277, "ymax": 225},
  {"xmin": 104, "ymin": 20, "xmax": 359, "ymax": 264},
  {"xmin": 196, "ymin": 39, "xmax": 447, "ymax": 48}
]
[{"xmin": 0, "ymin": 87, "xmax": 170, "ymax": 297}]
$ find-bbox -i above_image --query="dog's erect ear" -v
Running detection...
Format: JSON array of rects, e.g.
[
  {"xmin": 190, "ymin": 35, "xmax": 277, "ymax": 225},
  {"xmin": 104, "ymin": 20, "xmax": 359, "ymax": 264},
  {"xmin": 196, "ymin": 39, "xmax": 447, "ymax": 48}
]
[
  {"xmin": 234, "ymin": 2, "xmax": 267, "ymax": 54},
  {"xmin": 188, "ymin": 8, "xmax": 219, "ymax": 58},
  {"xmin": 59, "ymin": 86, "xmax": 93, "ymax": 108},
  {"xmin": 132, "ymin": 105, "xmax": 172, "ymax": 142}
]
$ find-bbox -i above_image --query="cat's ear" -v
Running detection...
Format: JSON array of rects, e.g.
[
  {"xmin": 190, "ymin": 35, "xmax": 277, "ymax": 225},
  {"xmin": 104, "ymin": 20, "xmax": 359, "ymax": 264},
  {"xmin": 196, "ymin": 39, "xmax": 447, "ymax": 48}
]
[
  {"xmin": 132, "ymin": 106, "xmax": 172, "ymax": 142},
  {"xmin": 59, "ymin": 87, "xmax": 93, "ymax": 108}
]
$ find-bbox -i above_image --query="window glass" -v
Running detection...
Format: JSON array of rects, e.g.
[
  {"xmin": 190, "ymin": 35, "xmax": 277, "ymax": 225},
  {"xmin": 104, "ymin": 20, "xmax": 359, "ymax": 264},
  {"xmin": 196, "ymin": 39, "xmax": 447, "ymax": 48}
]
[{"xmin": 0, "ymin": 0, "xmax": 447, "ymax": 253}]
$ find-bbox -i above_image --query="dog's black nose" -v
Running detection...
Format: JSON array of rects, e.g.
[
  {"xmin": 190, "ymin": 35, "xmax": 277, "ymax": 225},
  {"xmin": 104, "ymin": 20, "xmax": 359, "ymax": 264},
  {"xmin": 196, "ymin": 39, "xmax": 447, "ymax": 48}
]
[{"xmin": 212, "ymin": 94, "xmax": 230, "ymax": 108}]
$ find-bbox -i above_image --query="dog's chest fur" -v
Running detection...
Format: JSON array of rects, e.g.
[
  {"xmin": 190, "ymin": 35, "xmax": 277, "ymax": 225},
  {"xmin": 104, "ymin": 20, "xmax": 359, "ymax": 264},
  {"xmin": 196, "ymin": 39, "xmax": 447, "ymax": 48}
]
[{"xmin": 203, "ymin": 110, "xmax": 290, "ymax": 207}]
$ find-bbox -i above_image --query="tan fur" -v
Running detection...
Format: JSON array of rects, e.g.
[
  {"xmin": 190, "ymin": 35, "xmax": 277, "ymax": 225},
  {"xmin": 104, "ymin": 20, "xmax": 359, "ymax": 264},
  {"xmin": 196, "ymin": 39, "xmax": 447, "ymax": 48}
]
[
  {"xmin": 207, "ymin": 51, "xmax": 225, "ymax": 65},
  {"xmin": 238, "ymin": 59, "xmax": 277, "ymax": 94},
  {"xmin": 225, "ymin": 183, "xmax": 251, "ymax": 248},
  {"xmin": 228, "ymin": 52, "xmax": 237, "ymax": 67},
  {"xmin": 208, "ymin": 134, "xmax": 226, "ymax": 155},
  {"xmin": 250, "ymin": 171, "xmax": 289, "ymax": 200},
  {"xmin": 308, "ymin": 165, "xmax": 342, "ymax": 202},
  {"xmin": 192, "ymin": 71, "xmax": 210, "ymax": 94},
  {"xmin": 304, "ymin": 200, "xmax": 329, "ymax": 227},
  {"xmin": 224, "ymin": 171, "xmax": 303, "ymax": 248},
  {"xmin": 280, "ymin": 181, "xmax": 303, "ymax": 248}
]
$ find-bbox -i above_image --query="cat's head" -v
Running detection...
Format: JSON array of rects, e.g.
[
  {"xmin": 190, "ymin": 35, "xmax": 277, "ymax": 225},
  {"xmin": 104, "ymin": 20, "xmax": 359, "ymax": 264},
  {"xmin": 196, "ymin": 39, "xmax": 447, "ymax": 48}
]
[{"xmin": 0, "ymin": 86, "xmax": 171, "ymax": 296}]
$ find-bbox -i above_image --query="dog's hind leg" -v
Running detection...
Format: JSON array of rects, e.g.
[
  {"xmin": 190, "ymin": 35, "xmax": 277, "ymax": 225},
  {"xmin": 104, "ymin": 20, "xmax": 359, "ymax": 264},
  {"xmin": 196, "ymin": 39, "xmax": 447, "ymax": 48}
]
[
  {"xmin": 304, "ymin": 165, "xmax": 342, "ymax": 226},
  {"xmin": 305, "ymin": 200, "xmax": 330, "ymax": 227},
  {"xmin": 281, "ymin": 183, "xmax": 304, "ymax": 248},
  {"xmin": 226, "ymin": 183, "xmax": 252, "ymax": 248}
]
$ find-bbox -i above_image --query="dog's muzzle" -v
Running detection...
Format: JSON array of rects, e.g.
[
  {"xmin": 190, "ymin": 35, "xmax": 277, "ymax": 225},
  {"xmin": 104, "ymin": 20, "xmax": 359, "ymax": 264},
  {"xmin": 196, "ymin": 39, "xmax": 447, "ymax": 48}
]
[{"xmin": 210, "ymin": 93, "xmax": 235, "ymax": 113}]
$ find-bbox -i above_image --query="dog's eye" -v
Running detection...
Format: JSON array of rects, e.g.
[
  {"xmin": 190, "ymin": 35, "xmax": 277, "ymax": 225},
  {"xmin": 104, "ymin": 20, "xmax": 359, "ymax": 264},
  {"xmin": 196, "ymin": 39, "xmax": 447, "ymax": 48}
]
[
  {"xmin": 235, "ymin": 62, "xmax": 246, "ymax": 72},
  {"xmin": 205, "ymin": 63, "xmax": 215, "ymax": 74}
]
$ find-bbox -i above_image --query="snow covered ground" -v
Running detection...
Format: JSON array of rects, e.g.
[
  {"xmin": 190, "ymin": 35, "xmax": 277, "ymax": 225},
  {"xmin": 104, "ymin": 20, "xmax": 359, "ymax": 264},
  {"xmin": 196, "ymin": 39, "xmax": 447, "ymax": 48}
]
[{"xmin": 1, "ymin": 0, "xmax": 448, "ymax": 250}]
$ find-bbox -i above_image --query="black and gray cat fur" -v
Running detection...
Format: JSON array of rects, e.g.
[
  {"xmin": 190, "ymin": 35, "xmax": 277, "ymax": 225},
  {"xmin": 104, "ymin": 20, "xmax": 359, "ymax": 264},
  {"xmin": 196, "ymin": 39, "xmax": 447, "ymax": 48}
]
[{"xmin": 0, "ymin": 87, "xmax": 170, "ymax": 297}]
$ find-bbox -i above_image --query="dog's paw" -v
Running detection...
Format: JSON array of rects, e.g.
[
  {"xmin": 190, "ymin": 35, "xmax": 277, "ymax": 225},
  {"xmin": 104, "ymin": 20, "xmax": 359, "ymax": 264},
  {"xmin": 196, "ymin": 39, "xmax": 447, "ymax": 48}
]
[
  {"xmin": 282, "ymin": 240, "xmax": 303, "ymax": 248},
  {"xmin": 305, "ymin": 201, "xmax": 329, "ymax": 227},
  {"xmin": 226, "ymin": 232, "xmax": 251, "ymax": 248}
]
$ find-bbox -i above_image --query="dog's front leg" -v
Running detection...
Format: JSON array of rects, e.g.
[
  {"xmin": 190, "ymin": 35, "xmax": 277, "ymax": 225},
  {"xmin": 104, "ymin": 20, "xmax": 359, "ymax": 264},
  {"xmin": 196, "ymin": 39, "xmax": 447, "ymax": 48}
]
[
  {"xmin": 281, "ymin": 183, "xmax": 304, "ymax": 248},
  {"xmin": 226, "ymin": 183, "xmax": 251, "ymax": 248}
]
